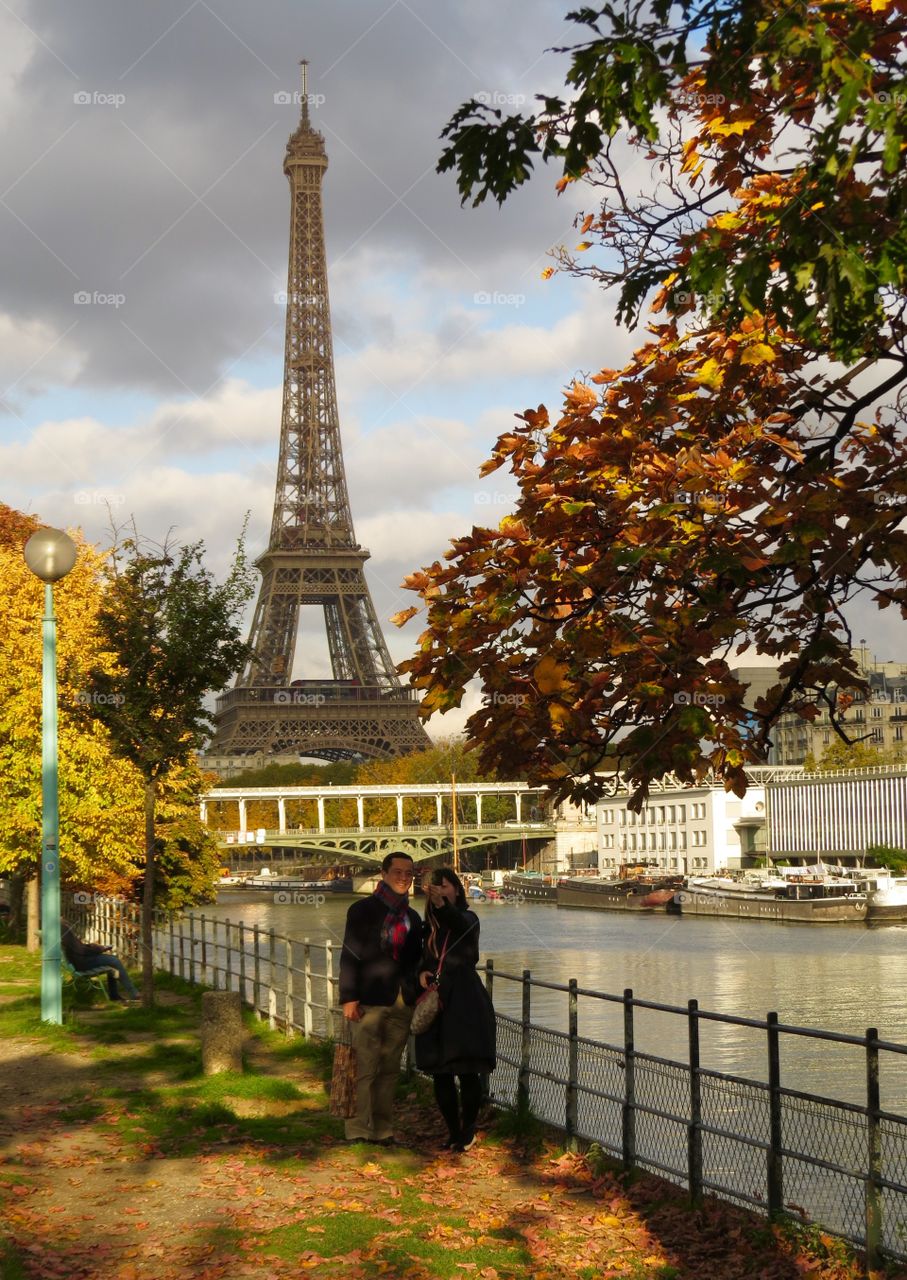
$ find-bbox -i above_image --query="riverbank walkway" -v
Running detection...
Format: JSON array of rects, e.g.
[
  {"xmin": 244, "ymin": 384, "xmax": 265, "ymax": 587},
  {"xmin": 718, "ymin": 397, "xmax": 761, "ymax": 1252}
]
[{"xmin": 0, "ymin": 945, "xmax": 888, "ymax": 1280}]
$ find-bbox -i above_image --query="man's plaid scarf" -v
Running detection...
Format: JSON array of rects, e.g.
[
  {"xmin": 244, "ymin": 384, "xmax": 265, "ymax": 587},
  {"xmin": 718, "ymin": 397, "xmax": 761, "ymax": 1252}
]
[{"xmin": 373, "ymin": 879, "xmax": 411, "ymax": 960}]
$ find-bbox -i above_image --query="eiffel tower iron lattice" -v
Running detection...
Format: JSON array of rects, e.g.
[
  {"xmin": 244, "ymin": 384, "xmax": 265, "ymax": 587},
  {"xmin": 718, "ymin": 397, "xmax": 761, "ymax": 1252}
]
[{"xmin": 211, "ymin": 65, "xmax": 430, "ymax": 763}]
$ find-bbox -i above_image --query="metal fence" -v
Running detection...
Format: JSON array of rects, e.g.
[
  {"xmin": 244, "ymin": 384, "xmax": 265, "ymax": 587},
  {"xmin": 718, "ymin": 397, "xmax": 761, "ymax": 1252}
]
[{"xmin": 70, "ymin": 896, "xmax": 907, "ymax": 1271}]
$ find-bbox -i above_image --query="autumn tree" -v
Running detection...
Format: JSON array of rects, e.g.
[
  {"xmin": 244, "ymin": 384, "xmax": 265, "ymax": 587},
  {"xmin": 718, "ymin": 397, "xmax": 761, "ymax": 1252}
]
[
  {"xmin": 0, "ymin": 505, "xmax": 235, "ymax": 933},
  {"xmin": 86, "ymin": 532, "xmax": 254, "ymax": 1004},
  {"xmin": 805, "ymin": 740, "xmax": 907, "ymax": 772},
  {"xmin": 397, "ymin": 0, "xmax": 907, "ymax": 806},
  {"xmin": 0, "ymin": 507, "xmax": 145, "ymax": 921}
]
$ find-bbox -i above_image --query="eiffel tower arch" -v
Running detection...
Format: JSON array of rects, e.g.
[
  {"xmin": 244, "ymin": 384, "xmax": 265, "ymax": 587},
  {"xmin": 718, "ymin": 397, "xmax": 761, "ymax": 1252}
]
[{"xmin": 211, "ymin": 64, "xmax": 430, "ymax": 765}]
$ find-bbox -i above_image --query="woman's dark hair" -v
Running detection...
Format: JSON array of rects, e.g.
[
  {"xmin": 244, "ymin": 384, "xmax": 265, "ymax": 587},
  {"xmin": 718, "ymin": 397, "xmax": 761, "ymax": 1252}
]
[
  {"xmin": 424, "ymin": 867, "xmax": 467, "ymax": 958},
  {"xmin": 429, "ymin": 868, "xmax": 467, "ymax": 911}
]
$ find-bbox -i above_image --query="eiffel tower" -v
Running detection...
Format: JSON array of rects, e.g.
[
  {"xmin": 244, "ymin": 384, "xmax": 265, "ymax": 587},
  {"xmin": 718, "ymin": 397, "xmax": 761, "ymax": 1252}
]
[{"xmin": 211, "ymin": 64, "xmax": 430, "ymax": 763}]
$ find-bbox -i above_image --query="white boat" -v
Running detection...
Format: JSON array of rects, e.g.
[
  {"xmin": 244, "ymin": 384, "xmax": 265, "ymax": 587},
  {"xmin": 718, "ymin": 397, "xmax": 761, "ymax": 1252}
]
[
  {"xmin": 852, "ymin": 869, "xmax": 907, "ymax": 921},
  {"xmin": 678, "ymin": 867, "xmax": 867, "ymax": 923}
]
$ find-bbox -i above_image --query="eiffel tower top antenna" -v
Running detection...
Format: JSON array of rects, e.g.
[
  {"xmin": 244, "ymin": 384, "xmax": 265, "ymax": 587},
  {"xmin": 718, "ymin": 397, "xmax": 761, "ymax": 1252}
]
[{"xmin": 298, "ymin": 58, "xmax": 310, "ymax": 129}]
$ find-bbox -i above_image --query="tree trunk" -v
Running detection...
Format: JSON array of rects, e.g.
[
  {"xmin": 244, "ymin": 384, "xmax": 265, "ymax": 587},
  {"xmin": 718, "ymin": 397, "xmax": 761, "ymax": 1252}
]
[
  {"xmin": 141, "ymin": 779, "xmax": 156, "ymax": 1007},
  {"xmin": 26, "ymin": 876, "xmax": 39, "ymax": 952},
  {"xmin": 7, "ymin": 874, "xmax": 24, "ymax": 936}
]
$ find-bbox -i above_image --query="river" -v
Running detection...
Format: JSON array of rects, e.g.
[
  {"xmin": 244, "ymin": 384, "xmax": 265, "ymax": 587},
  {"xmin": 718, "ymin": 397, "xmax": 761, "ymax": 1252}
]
[{"xmin": 201, "ymin": 891, "xmax": 907, "ymax": 1110}]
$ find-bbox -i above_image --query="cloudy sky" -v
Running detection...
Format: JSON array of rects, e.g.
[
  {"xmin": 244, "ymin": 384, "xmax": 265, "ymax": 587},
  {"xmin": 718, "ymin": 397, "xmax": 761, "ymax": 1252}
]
[{"xmin": 3, "ymin": 0, "xmax": 905, "ymax": 741}]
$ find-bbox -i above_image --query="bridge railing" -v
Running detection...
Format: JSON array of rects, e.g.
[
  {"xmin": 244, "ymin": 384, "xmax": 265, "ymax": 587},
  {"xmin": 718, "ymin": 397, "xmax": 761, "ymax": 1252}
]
[
  {"xmin": 68, "ymin": 894, "xmax": 907, "ymax": 1272},
  {"xmin": 219, "ymin": 820, "xmax": 557, "ymax": 841}
]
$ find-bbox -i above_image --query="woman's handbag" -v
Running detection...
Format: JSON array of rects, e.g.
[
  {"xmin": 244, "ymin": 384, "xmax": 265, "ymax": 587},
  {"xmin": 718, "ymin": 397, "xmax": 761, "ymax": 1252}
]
[
  {"xmin": 410, "ymin": 934, "xmax": 449, "ymax": 1036},
  {"xmin": 410, "ymin": 983, "xmax": 441, "ymax": 1035},
  {"xmin": 329, "ymin": 1015, "xmax": 357, "ymax": 1118}
]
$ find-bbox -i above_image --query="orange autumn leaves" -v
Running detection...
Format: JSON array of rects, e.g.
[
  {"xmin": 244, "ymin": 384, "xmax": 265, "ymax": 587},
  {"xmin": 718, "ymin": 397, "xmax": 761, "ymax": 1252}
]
[{"xmin": 395, "ymin": 314, "xmax": 907, "ymax": 806}]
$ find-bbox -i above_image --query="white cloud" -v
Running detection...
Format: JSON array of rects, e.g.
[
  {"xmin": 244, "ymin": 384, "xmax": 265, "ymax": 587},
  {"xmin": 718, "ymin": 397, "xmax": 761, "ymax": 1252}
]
[{"xmin": 0, "ymin": 312, "xmax": 84, "ymax": 407}]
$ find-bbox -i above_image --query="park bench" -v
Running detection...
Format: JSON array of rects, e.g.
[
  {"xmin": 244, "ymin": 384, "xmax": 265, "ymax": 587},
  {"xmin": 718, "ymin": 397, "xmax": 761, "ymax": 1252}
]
[{"xmin": 62, "ymin": 957, "xmax": 115, "ymax": 1001}]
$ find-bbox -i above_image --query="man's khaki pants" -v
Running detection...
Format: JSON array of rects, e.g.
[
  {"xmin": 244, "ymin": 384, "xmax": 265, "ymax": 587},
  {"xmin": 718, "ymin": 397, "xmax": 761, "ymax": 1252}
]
[{"xmin": 345, "ymin": 992, "xmax": 413, "ymax": 1141}]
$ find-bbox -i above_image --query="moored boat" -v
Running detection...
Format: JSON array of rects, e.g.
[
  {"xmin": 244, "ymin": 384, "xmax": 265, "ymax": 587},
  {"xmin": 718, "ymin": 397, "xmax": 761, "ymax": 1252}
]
[
  {"xmin": 502, "ymin": 872, "xmax": 558, "ymax": 902},
  {"xmin": 243, "ymin": 874, "xmax": 353, "ymax": 892},
  {"xmin": 853, "ymin": 869, "xmax": 907, "ymax": 922},
  {"xmin": 677, "ymin": 869, "xmax": 867, "ymax": 923},
  {"xmin": 557, "ymin": 874, "xmax": 682, "ymax": 912}
]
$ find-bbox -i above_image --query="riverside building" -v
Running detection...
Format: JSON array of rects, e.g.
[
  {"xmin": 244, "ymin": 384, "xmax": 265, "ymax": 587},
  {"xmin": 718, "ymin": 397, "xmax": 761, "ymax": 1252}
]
[
  {"xmin": 594, "ymin": 764, "xmax": 907, "ymax": 874},
  {"xmin": 594, "ymin": 767, "xmax": 787, "ymax": 876}
]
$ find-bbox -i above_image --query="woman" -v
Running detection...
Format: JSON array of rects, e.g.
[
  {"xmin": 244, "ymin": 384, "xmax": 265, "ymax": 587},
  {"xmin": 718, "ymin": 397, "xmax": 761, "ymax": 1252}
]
[{"xmin": 415, "ymin": 868, "xmax": 496, "ymax": 1152}]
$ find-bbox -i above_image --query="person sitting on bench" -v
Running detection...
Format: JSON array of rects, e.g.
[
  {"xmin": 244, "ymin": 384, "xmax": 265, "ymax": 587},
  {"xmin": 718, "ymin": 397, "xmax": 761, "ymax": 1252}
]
[{"xmin": 61, "ymin": 920, "xmax": 139, "ymax": 1002}]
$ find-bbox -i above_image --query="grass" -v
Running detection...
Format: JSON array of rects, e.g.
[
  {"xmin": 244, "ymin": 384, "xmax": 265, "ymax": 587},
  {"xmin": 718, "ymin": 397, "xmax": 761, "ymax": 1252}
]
[
  {"xmin": 260, "ymin": 1204, "xmax": 536, "ymax": 1277},
  {"xmin": 0, "ymin": 1239, "xmax": 26, "ymax": 1280}
]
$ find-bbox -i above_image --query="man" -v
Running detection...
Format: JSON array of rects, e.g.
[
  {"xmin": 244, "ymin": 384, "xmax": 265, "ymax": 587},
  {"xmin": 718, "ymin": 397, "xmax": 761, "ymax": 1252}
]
[
  {"xmin": 339, "ymin": 851, "xmax": 422, "ymax": 1143},
  {"xmin": 60, "ymin": 920, "xmax": 140, "ymax": 1002}
]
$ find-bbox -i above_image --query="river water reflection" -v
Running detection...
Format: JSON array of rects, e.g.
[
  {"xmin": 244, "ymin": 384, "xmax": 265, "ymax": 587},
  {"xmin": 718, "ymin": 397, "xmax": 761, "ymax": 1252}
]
[{"xmin": 203, "ymin": 892, "xmax": 907, "ymax": 1110}]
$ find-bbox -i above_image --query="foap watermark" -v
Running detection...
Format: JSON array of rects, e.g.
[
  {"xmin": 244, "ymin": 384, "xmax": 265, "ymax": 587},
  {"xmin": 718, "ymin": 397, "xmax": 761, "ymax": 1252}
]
[
  {"xmin": 873, "ymin": 91, "xmax": 907, "ymax": 106},
  {"xmin": 74, "ymin": 290, "xmax": 126, "ymax": 308},
  {"xmin": 674, "ymin": 691, "xmax": 726, "ymax": 707},
  {"xmin": 489, "ymin": 691, "xmax": 529, "ymax": 708},
  {"xmin": 73, "ymin": 90, "xmax": 126, "ymax": 109},
  {"xmin": 672, "ymin": 89, "xmax": 726, "ymax": 109},
  {"xmin": 474, "ymin": 290, "xmax": 525, "ymax": 308},
  {"xmin": 273, "ymin": 890, "xmax": 326, "ymax": 906},
  {"xmin": 474, "ymin": 90, "xmax": 526, "ymax": 108},
  {"xmin": 673, "ymin": 489, "xmax": 729, "ymax": 510},
  {"xmin": 273, "ymin": 90, "xmax": 326, "ymax": 107},
  {"xmin": 273, "ymin": 290, "xmax": 320, "ymax": 306},
  {"xmin": 498, "ymin": 888, "xmax": 529, "ymax": 906},
  {"xmin": 74, "ymin": 489, "xmax": 127, "ymax": 507},
  {"xmin": 73, "ymin": 691, "xmax": 126, "ymax": 708},
  {"xmin": 475, "ymin": 491, "xmax": 515, "ymax": 506},
  {"xmin": 73, "ymin": 891, "xmax": 128, "ymax": 906},
  {"xmin": 874, "ymin": 491, "xmax": 902, "ymax": 507},
  {"xmin": 672, "ymin": 288, "xmax": 728, "ymax": 310},
  {"xmin": 273, "ymin": 690, "xmax": 326, "ymax": 706}
]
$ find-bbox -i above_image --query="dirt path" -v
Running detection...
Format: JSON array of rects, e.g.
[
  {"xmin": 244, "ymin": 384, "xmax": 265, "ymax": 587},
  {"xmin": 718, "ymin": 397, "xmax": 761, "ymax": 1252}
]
[{"xmin": 0, "ymin": 978, "xmax": 893, "ymax": 1280}]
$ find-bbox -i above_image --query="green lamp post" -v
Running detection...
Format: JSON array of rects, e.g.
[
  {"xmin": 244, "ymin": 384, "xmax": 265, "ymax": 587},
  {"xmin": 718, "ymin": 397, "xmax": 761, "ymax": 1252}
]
[{"xmin": 23, "ymin": 527, "xmax": 78, "ymax": 1025}]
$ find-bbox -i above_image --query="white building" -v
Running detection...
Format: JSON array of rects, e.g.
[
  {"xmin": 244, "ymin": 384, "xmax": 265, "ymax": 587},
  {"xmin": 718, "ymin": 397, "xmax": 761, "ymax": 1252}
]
[
  {"xmin": 594, "ymin": 764, "xmax": 907, "ymax": 874},
  {"xmin": 595, "ymin": 768, "xmax": 790, "ymax": 875},
  {"xmin": 766, "ymin": 766, "xmax": 907, "ymax": 861}
]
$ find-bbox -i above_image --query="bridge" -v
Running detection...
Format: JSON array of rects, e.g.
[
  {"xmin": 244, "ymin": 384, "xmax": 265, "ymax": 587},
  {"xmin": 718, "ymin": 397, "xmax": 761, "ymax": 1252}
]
[
  {"xmin": 217, "ymin": 822, "xmax": 556, "ymax": 865},
  {"xmin": 202, "ymin": 780, "xmax": 595, "ymax": 867}
]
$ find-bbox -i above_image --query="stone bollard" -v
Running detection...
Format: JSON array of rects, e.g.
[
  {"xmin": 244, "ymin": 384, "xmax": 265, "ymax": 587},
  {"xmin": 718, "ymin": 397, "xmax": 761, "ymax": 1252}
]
[{"xmin": 201, "ymin": 990, "xmax": 243, "ymax": 1075}]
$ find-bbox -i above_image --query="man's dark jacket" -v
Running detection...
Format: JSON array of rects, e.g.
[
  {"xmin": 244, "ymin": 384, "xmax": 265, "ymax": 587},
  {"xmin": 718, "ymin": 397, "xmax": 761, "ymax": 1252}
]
[
  {"xmin": 61, "ymin": 924, "xmax": 110, "ymax": 971},
  {"xmin": 339, "ymin": 895, "xmax": 423, "ymax": 1007}
]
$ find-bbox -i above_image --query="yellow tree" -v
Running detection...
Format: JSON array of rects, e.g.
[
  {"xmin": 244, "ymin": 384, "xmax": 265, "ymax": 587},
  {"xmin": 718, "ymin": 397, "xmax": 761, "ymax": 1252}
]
[
  {"xmin": 0, "ymin": 505, "xmax": 226, "ymax": 922},
  {"xmin": 0, "ymin": 506, "xmax": 144, "ymax": 903}
]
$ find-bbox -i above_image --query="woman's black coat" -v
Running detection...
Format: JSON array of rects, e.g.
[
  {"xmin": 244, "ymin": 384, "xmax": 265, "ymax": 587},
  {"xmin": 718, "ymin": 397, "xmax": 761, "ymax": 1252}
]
[{"xmin": 414, "ymin": 900, "xmax": 496, "ymax": 1076}]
